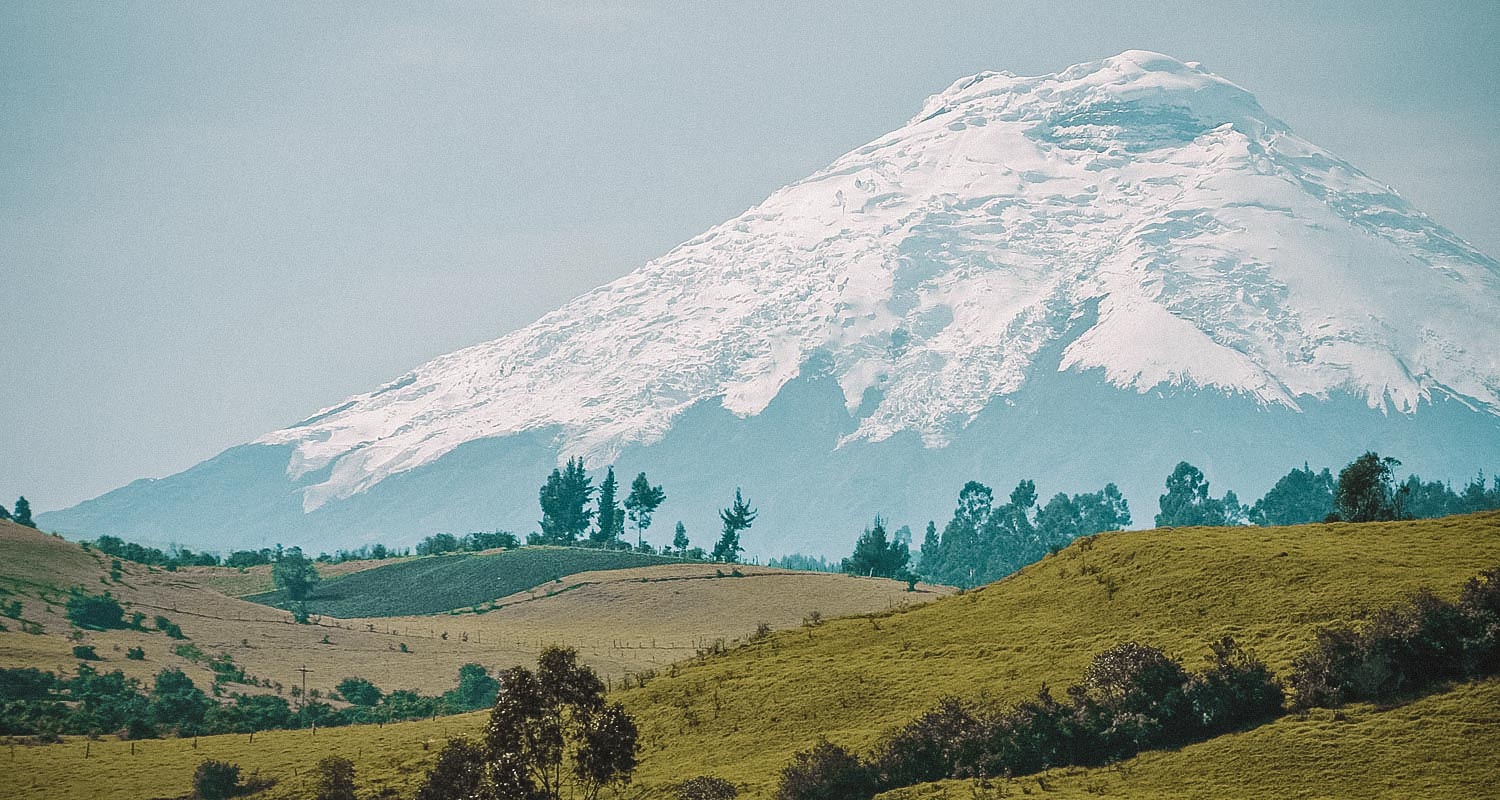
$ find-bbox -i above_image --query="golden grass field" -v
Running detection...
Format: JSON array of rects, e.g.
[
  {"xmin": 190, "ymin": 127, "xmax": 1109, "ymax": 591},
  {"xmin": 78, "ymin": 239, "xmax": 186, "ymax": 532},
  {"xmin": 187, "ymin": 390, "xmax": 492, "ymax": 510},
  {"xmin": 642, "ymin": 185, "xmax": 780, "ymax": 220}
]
[{"xmin": 1, "ymin": 512, "xmax": 1497, "ymax": 799}]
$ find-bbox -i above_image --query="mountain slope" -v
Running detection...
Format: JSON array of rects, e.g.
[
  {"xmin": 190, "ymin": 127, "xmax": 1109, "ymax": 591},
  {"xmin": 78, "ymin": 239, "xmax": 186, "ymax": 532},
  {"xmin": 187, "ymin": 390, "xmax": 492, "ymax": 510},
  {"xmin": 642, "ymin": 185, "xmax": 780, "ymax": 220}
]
[{"xmin": 41, "ymin": 51, "xmax": 1500, "ymax": 553}]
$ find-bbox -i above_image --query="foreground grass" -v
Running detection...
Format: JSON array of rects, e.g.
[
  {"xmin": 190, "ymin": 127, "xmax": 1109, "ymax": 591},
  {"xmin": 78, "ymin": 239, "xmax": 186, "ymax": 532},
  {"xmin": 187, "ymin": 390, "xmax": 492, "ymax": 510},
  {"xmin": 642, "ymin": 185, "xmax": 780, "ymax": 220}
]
[{"xmin": 876, "ymin": 679, "xmax": 1500, "ymax": 800}]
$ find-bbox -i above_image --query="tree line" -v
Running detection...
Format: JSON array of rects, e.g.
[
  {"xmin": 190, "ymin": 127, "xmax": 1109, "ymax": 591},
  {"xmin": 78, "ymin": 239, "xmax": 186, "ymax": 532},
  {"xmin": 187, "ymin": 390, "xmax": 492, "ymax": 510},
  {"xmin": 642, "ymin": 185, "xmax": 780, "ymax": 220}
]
[
  {"xmin": 773, "ymin": 563, "xmax": 1500, "ymax": 799},
  {"xmin": 0, "ymin": 660, "xmax": 503, "ymax": 740},
  {"xmin": 1155, "ymin": 451, "xmax": 1500, "ymax": 528},
  {"xmin": 884, "ymin": 452, "xmax": 1500, "ymax": 590}
]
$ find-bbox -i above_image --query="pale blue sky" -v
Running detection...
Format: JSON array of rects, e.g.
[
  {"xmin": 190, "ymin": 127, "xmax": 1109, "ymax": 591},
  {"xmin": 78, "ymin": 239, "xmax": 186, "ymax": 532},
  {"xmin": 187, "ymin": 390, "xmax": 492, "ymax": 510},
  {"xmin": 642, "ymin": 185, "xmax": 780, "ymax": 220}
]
[{"xmin": 3, "ymin": 1, "xmax": 1498, "ymax": 512}]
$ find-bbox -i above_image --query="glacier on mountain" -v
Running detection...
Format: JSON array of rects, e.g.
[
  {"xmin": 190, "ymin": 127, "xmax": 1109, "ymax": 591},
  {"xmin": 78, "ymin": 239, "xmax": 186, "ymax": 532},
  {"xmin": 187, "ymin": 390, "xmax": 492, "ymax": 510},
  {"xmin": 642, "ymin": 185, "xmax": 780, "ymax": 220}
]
[{"xmin": 252, "ymin": 50, "xmax": 1500, "ymax": 514}]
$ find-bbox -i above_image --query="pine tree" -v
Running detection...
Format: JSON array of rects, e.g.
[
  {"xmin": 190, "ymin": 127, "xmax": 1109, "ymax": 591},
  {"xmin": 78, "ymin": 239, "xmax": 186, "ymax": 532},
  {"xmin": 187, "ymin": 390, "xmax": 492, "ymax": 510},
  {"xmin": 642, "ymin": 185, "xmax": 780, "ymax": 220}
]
[
  {"xmin": 0, "ymin": 501, "xmax": 10, "ymax": 521},
  {"xmin": 712, "ymin": 488, "xmax": 757, "ymax": 563},
  {"xmin": 841, "ymin": 516, "xmax": 910, "ymax": 578},
  {"xmin": 591, "ymin": 467, "xmax": 623, "ymax": 545},
  {"xmin": 624, "ymin": 472, "xmax": 667, "ymax": 548},
  {"xmin": 12, "ymin": 497, "xmax": 34, "ymax": 529},
  {"xmin": 672, "ymin": 522, "xmax": 689, "ymax": 556}
]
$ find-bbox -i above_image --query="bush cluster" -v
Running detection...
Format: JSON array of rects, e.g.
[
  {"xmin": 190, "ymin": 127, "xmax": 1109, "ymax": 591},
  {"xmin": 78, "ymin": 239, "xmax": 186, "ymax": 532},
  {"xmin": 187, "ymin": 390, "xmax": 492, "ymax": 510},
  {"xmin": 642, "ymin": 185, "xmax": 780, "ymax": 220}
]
[
  {"xmin": 776, "ymin": 637, "xmax": 1281, "ymax": 800},
  {"xmin": 1290, "ymin": 566, "xmax": 1500, "ymax": 707}
]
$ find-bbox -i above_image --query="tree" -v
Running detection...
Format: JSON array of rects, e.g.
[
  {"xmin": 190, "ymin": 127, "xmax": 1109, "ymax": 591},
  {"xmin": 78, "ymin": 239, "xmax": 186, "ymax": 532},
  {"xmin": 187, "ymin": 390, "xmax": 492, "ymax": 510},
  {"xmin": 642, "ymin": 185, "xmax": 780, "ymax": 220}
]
[
  {"xmin": 590, "ymin": 467, "xmax": 624, "ymax": 545},
  {"xmin": 415, "ymin": 646, "xmax": 639, "ymax": 800},
  {"xmin": 312, "ymin": 756, "xmax": 357, "ymax": 800},
  {"xmin": 1155, "ymin": 462, "xmax": 1231, "ymax": 528},
  {"xmin": 12, "ymin": 497, "xmax": 34, "ymax": 528},
  {"xmin": 624, "ymin": 472, "xmax": 667, "ymax": 549},
  {"xmin": 150, "ymin": 668, "xmax": 210, "ymax": 734},
  {"xmin": 336, "ymin": 676, "xmax": 383, "ymax": 707},
  {"xmin": 271, "ymin": 546, "xmax": 320, "ymax": 602},
  {"xmin": 416, "ymin": 737, "xmax": 488, "ymax": 800},
  {"xmin": 842, "ymin": 517, "xmax": 910, "ymax": 579},
  {"xmin": 712, "ymin": 489, "xmax": 757, "ymax": 563},
  {"xmin": 1250, "ymin": 464, "xmax": 1335, "ymax": 526},
  {"xmin": 1334, "ymin": 452, "xmax": 1403, "ymax": 522},
  {"xmin": 0, "ymin": 501, "xmax": 10, "ymax": 521},
  {"xmin": 66, "ymin": 590, "xmax": 125, "ymax": 630},
  {"xmin": 443, "ymin": 663, "xmax": 499, "ymax": 712},
  {"xmin": 540, "ymin": 457, "xmax": 595, "ymax": 544},
  {"xmin": 672, "ymin": 522, "xmax": 690, "ymax": 556}
]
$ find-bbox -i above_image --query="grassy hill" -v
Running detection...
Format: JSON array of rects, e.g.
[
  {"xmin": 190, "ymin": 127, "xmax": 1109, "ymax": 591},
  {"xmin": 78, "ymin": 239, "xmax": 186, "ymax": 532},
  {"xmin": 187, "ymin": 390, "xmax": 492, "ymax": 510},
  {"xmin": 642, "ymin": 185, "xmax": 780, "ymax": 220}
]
[
  {"xmin": 3, "ymin": 513, "xmax": 1498, "ymax": 799},
  {"xmin": 0, "ymin": 519, "xmax": 935, "ymax": 699},
  {"xmin": 244, "ymin": 546, "xmax": 679, "ymax": 616}
]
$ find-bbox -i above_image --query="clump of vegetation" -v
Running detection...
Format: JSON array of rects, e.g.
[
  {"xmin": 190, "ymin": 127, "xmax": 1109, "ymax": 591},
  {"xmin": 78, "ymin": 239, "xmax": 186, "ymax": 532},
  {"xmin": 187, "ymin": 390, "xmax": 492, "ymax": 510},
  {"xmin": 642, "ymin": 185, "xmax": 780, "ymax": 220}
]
[
  {"xmin": 192, "ymin": 759, "xmax": 241, "ymax": 800},
  {"xmin": 71, "ymin": 645, "xmax": 100, "ymax": 660},
  {"xmin": 65, "ymin": 589, "xmax": 126, "ymax": 630},
  {"xmin": 154, "ymin": 614, "xmax": 185, "ymax": 639},
  {"xmin": 1290, "ymin": 565, "xmax": 1500, "ymax": 707},
  {"xmin": 126, "ymin": 646, "xmax": 146, "ymax": 660},
  {"xmin": 679, "ymin": 776, "xmax": 738, "ymax": 800},
  {"xmin": 415, "ymin": 530, "xmax": 520, "ymax": 556},
  {"xmin": 312, "ymin": 755, "xmax": 357, "ymax": 800}
]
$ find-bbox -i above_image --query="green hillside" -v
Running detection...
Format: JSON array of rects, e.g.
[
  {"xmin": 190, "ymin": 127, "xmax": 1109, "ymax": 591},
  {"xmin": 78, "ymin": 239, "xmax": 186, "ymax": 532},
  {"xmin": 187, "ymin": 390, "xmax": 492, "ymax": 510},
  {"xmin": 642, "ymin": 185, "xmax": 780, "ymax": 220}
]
[
  {"xmin": 617, "ymin": 512, "xmax": 1500, "ymax": 796},
  {"xmin": 6, "ymin": 513, "xmax": 1497, "ymax": 800},
  {"xmin": 245, "ymin": 546, "xmax": 676, "ymax": 616}
]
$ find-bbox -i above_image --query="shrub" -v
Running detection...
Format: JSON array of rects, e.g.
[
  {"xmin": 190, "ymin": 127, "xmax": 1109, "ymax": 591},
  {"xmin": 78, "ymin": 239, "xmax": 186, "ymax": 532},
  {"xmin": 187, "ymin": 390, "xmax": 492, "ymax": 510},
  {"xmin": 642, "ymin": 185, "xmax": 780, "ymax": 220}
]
[
  {"xmin": 679, "ymin": 775, "xmax": 738, "ymax": 800},
  {"xmin": 72, "ymin": 645, "xmax": 100, "ymax": 660},
  {"xmin": 775, "ymin": 739, "xmax": 877, "ymax": 800},
  {"xmin": 336, "ymin": 676, "xmax": 383, "ymax": 707},
  {"xmin": 154, "ymin": 615, "xmax": 185, "ymax": 639},
  {"xmin": 312, "ymin": 756, "xmax": 356, "ymax": 800},
  {"xmin": 126, "ymin": 646, "xmax": 146, "ymax": 660},
  {"xmin": 192, "ymin": 760, "xmax": 241, "ymax": 800},
  {"xmin": 66, "ymin": 590, "xmax": 125, "ymax": 630},
  {"xmin": 1290, "ymin": 570, "xmax": 1500, "ymax": 708}
]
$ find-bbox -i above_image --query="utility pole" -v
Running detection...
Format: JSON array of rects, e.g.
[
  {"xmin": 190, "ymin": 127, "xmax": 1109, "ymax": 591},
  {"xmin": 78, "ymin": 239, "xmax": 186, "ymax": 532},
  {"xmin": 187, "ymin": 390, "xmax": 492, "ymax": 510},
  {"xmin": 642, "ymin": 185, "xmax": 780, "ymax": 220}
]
[{"xmin": 296, "ymin": 665, "xmax": 313, "ymax": 709}]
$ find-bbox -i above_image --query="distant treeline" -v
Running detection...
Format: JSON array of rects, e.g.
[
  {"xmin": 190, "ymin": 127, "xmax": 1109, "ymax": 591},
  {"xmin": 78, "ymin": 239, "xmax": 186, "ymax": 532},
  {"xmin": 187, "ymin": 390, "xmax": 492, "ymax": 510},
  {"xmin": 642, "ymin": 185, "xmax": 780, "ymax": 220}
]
[
  {"xmin": 902, "ymin": 451, "xmax": 1500, "ymax": 589},
  {"xmin": 774, "ymin": 564, "xmax": 1500, "ymax": 800}
]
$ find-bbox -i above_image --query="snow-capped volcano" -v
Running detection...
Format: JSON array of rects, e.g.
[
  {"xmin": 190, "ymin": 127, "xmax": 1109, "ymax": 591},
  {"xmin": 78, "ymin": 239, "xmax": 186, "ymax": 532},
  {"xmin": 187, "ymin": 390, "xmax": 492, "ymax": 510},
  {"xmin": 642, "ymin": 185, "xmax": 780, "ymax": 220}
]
[{"xmin": 42, "ymin": 51, "xmax": 1500, "ymax": 554}]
